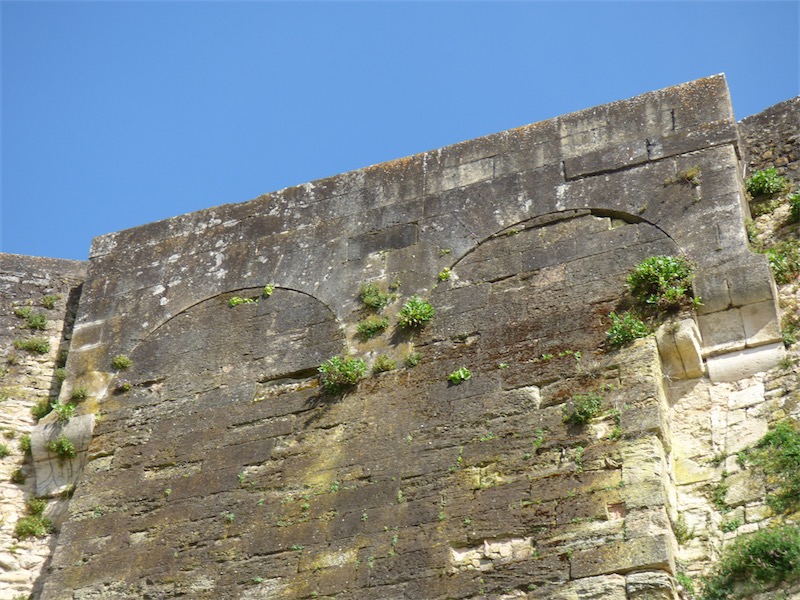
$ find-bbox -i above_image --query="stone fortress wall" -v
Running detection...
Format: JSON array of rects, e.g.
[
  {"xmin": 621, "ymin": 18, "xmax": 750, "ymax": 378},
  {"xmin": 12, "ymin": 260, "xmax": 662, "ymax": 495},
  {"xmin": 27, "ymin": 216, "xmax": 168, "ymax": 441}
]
[{"xmin": 0, "ymin": 75, "xmax": 797, "ymax": 599}]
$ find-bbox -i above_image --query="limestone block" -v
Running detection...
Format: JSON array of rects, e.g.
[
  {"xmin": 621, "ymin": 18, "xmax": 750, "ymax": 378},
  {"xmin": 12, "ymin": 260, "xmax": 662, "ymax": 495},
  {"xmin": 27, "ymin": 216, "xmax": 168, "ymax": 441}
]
[
  {"xmin": 698, "ymin": 308, "xmax": 745, "ymax": 356},
  {"xmin": 725, "ymin": 415, "xmax": 769, "ymax": 455},
  {"xmin": 31, "ymin": 414, "xmax": 95, "ymax": 497},
  {"xmin": 706, "ymin": 343, "xmax": 786, "ymax": 382},
  {"xmin": 656, "ymin": 319, "xmax": 704, "ymax": 379},
  {"xmin": 674, "ymin": 458, "xmax": 714, "ymax": 485},
  {"xmin": 626, "ymin": 570, "xmax": 677, "ymax": 600},
  {"xmin": 551, "ymin": 574, "xmax": 627, "ymax": 600},
  {"xmin": 741, "ymin": 300, "xmax": 782, "ymax": 347},
  {"xmin": 724, "ymin": 471, "xmax": 765, "ymax": 508},
  {"xmin": 728, "ymin": 382, "xmax": 765, "ymax": 410},
  {"xmin": 745, "ymin": 502, "xmax": 772, "ymax": 523},
  {"xmin": 570, "ymin": 534, "xmax": 673, "ymax": 579}
]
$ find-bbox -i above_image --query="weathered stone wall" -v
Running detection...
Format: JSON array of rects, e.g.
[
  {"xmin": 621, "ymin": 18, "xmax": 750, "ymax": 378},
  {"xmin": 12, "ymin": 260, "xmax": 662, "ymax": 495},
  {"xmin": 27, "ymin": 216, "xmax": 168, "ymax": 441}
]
[
  {"xmin": 0, "ymin": 254, "xmax": 85, "ymax": 599},
  {"xmin": 739, "ymin": 97, "xmax": 800, "ymax": 182},
  {"xmin": 0, "ymin": 77, "xmax": 793, "ymax": 599},
  {"xmin": 27, "ymin": 74, "xmax": 784, "ymax": 599}
]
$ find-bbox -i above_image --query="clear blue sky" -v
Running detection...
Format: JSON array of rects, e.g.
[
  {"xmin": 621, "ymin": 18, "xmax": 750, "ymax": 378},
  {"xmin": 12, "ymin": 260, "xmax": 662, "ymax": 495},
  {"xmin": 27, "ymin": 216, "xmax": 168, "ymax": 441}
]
[{"xmin": 2, "ymin": 1, "xmax": 798, "ymax": 261}]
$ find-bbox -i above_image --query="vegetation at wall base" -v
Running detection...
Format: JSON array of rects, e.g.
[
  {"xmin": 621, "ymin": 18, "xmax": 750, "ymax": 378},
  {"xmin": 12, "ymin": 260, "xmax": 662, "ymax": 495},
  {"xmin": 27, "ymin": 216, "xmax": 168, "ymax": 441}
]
[
  {"xmin": 13, "ymin": 337, "xmax": 50, "ymax": 355},
  {"xmin": 318, "ymin": 356, "xmax": 367, "ymax": 395},
  {"xmin": 700, "ymin": 525, "xmax": 800, "ymax": 600},
  {"xmin": 745, "ymin": 419, "xmax": 800, "ymax": 514}
]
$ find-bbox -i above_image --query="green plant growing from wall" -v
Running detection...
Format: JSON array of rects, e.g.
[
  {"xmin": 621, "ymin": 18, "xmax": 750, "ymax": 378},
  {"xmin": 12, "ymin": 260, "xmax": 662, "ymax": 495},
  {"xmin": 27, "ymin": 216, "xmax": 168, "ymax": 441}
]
[
  {"xmin": 318, "ymin": 355, "xmax": 367, "ymax": 394},
  {"xmin": 228, "ymin": 296, "xmax": 257, "ymax": 308},
  {"xmin": 111, "ymin": 354, "xmax": 133, "ymax": 370},
  {"xmin": 0, "ymin": 443, "xmax": 10, "ymax": 458},
  {"xmin": 745, "ymin": 419, "xmax": 800, "ymax": 513},
  {"xmin": 372, "ymin": 354, "xmax": 396, "ymax": 374},
  {"xmin": 438, "ymin": 267, "xmax": 451, "ymax": 282},
  {"xmin": 405, "ymin": 351, "xmax": 422, "ymax": 368},
  {"xmin": 13, "ymin": 306, "xmax": 33, "ymax": 319},
  {"xmin": 24, "ymin": 313, "xmax": 47, "ymax": 330},
  {"xmin": 359, "ymin": 283, "xmax": 391, "ymax": 310},
  {"xmin": 41, "ymin": 294, "xmax": 60, "ymax": 309},
  {"xmin": 765, "ymin": 240, "xmax": 800, "ymax": 284},
  {"xmin": 448, "ymin": 366, "xmax": 471, "ymax": 384},
  {"xmin": 357, "ymin": 314, "xmax": 390, "ymax": 339},
  {"xmin": 52, "ymin": 402, "xmax": 76, "ymax": 423},
  {"xmin": 18, "ymin": 434, "xmax": 31, "ymax": 454},
  {"xmin": 746, "ymin": 168, "xmax": 788, "ymax": 197},
  {"xmin": 626, "ymin": 255, "xmax": 697, "ymax": 311},
  {"xmin": 606, "ymin": 311, "xmax": 650, "ymax": 347},
  {"xmin": 14, "ymin": 497, "xmax": 53, "ymax": 540},
  {"xmin": 45, "ymin": 435, "xmax": 76, "ymax": 460},
  {"xmin": 397, "ymin": 296, "xmax": 435, "ymax": 329},
  {"xmin": 31, "ymin": 398, "xmax": 53, "ymax": 421},
  {"xmin": 262, "ymin": 284, "xmax": 275, "ymax": 298},
  {"xmin": 10, "ymin": 468, "xmax": 26, "ymax": 484},
  {"xmin": 789, "ymin": 193, "xmax": 800, "ymax": 223},
  {"xmin": 13, "ymin": 337, "xmax": 50, "ymax": 354},
  {"xmin": 564, "ymin": 393, "xmax": 602, "ymax": 426},
  {"xmin": 70, "ymin": 386, "xmax": 88, "ymax": 402},
  {"xmin": 699, "ymin": 525, "xmax": 800, "ymax": 600}
]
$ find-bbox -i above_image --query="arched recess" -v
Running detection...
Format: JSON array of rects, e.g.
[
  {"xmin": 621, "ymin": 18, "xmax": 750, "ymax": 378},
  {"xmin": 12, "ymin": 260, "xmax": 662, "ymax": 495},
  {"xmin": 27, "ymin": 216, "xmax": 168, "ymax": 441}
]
[
  {"xmin": 426, "ymin": 209, "xmax": 680, "ymax": 377},
  {"xmin": 44, "ymin": 287, "xmax": 347, "ymax": 594}
]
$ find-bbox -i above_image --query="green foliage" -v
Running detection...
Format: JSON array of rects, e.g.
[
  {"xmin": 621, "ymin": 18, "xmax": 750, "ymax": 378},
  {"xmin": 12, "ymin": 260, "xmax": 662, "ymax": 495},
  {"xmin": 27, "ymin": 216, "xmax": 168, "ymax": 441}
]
[
  {"xmin": 30, "ymin": 398, "xmax": 53, "ymax": 420},
  {"xmin": 46, "ymin": 435, "xmax": 76, "ymax": 459},
  {"xmin": 405, "ymin": 351, "xmax": 422, "ymax": 368},
  {"xmin": 789, "ymin": 193, "xmax": 800, "ymax": 223},
  {"xmin": 10, "ymin": 468, "xmax": 26, "ymax": 484},
  {"xmin": 448, "ymin": 366, "xmax": 471, "ymax": 384},
  {"xmin": 52, "ymin": 402, "xmax": 76, "ymax": 423},
  {"xmin": 14, "ymin": 515, "xmax": 53, "ymax": 540},
  {"xmin": 70, "ymin": 386, "xmax": 88, "ymax": 402},
  {"xmin": 721, "ymin": 517, "xmax": 742, "ymax": 532},
  {"xmin": 564, "ymin": 393, "xmax": 602, "ymax": 426},
  {"xmin": 111, "ymin": 354, "xmax": 132, "ymax": 370},
  {"xmin": 397, "ymin": 296, "xmax": 435, "ymax": 329},
  {"xmin": 41, "ymin": 294, "xmax": 60, "ymax": 309},
  {"xmin": 372, "ymin": 354, "xmax": 396, "ymax": 374},
  {"xmin": 746, "ymin": 419, "xmax": 800, "ymax": 513},
  {"xmin": 13, "ymin": 337, "xmax": 50, "ymax": 354},
  {"xmin": 24, "ymin": 313, "xmax": 47, "ymax": 330},
  {"xmin": 54, "ymin": 367, "xmax": 67, "ymax": 382},
  {"xmin": 359, "ymin": 283, "xmax": 391, "ymax": 310},
  {"xmin": 14, "ymin": 496, "xmax": 53, "ymax": 539},
  {"xmin": 0, "ymin": 443, "xmax": 10, "ymax": 458},
  {"xmin": 711, "ymin": 481, "xmax": 731, "ymax": 514},
  {"xmin": 356, "ymin": 314, "xmax": 389, "ymax": 339},
  {"xmin": 438, "ymin": 268, "xmax": 451, "ymax": 282},
  {"xmin": 746, "ymin": 168, "xmax": 788, "ymax": 197},
  {"xmin": 700, "ymin": 525, "xmax": 800, "ymax": 600},
  {"xmin": 676, "ymin": 572, "xmax": 695, "ymax": 595},
  {"xmin": 675, "ymin": 513, "xmax": 695, "ymax": 544},
  {"xmin": 766, "ymin": 240, "xmax": 800, "ymax": 284},
  {"xmin": 228, "ymin": 296, "xmax": 257, "ymax": 308},
  {"xmin": 262, "ymin": 284, "xmax": 275, "ymax": 298},
  {"xmin": 13, "ymin": 306, "xmax": 32, "ymax": 319},
  {"xmin": 606, "ymin": 311, "xmax": 650, "ymax": 347},
  {"xmin": 18, "ymin": 434, "xmax": 31, "ymax": 454},
  {"xmin": 318, "ymin": 356, "xmax": 367, "ymax": 394},
  {"xmin": 626, "ymin": 255, "xmax": 696, "ymax": 311}
]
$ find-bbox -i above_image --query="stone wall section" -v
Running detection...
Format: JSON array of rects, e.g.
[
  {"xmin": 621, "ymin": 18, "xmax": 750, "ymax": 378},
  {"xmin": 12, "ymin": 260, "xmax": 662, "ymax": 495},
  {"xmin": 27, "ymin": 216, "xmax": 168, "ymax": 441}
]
[
  {"xmin": 0, "ymin": 254, "xmax": 85, "ymax": 600},
  {"xmin": 34, "ymin": 75, "xmax": 778, "ymax": 599}
]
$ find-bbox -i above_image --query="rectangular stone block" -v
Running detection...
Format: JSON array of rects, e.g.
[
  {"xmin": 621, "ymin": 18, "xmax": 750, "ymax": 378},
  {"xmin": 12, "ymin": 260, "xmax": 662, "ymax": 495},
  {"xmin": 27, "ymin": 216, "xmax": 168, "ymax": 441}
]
[
  {"xmin": 347, "ymin": 223, "xmax": 418, "ymax": 260},
  {"xmin": 706, "ymin": 342, "xmax": 786, "ymax": 382},
  {"xmin": 647, "ymin": 121, "xmax": 738, "ymax": 160},
  {"xmin": 564, "ymin": 140, "xmax": 648, "ymax": 179},
  {"xmin": 570, "ymin": 534, "xmax": 673, "ymax": 579},
  {"xmin": 697, "ymin": 308, "xmax": 746, "ymax": 356},
  {"xmin": 741, "ymin": 300, "xmax": 782, "ymax": 347}
]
